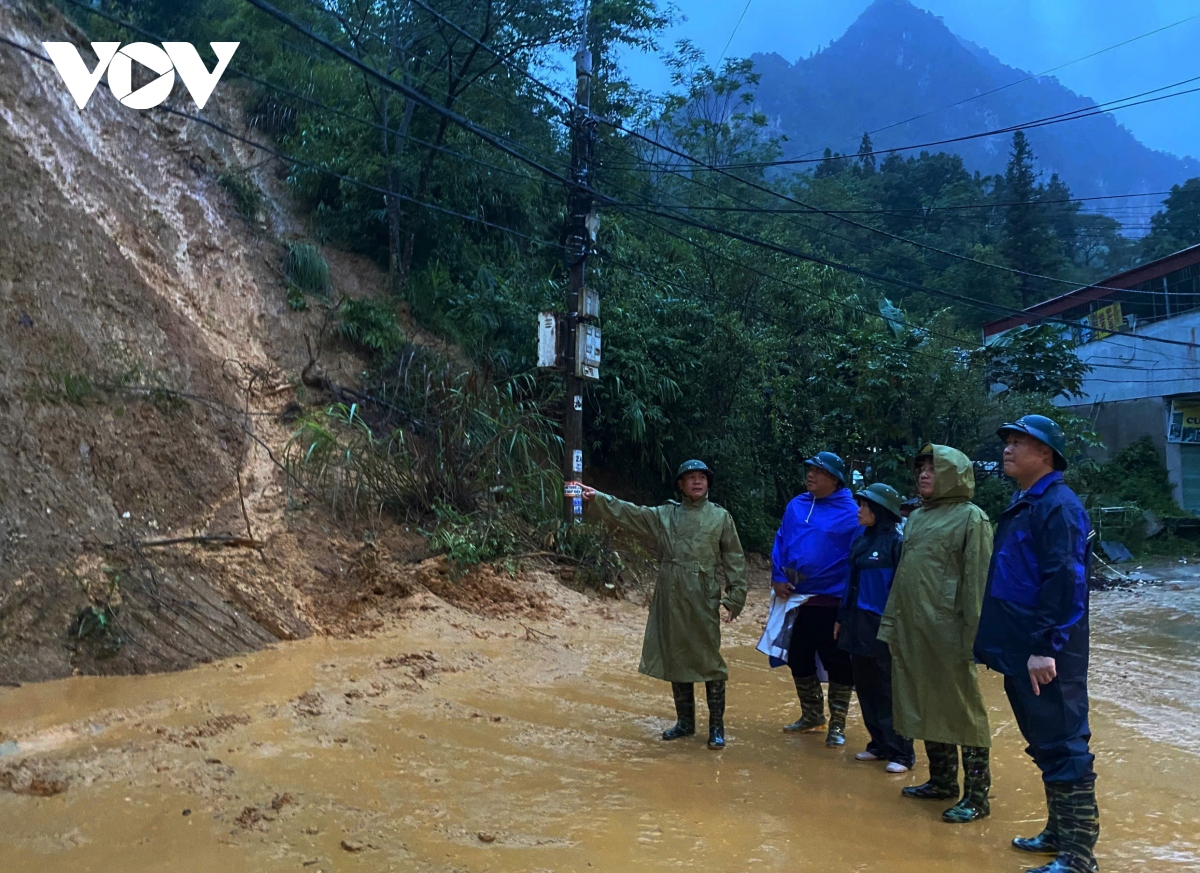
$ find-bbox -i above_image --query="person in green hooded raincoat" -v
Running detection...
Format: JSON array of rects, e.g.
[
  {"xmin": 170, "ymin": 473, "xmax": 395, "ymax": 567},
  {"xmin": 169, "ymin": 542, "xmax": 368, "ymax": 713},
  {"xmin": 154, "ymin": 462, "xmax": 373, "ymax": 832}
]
[
  {"xmin": 878, "ymin": 444, "xmax": 993, "ymax": 824},
  {"xmin": 582, "ymin": 460, "xmax": 747, "ymax": 751}
]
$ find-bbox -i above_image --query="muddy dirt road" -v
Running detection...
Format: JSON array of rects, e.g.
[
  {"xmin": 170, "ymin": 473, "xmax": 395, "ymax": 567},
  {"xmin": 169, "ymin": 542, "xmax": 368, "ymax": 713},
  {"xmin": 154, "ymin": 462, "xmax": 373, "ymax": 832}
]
[{"xmin": 2, "ymin": 573, "xmax": 1199, "ymax": 872}]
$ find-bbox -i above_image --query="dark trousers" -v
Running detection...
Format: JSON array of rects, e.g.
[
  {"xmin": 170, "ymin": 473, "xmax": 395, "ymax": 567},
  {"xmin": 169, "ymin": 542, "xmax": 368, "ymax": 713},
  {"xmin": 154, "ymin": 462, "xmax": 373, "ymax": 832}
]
[
  {"xmin": 788, "ymin": 604, "xmax": 854, "ymax": 686},
  {"xmin": 851, "ymin": 652, "xmax": 914, "ymax": 766},
  {"xmin": 1003, "ymin": 673, "xmax": 1096, "ymax": 783}
]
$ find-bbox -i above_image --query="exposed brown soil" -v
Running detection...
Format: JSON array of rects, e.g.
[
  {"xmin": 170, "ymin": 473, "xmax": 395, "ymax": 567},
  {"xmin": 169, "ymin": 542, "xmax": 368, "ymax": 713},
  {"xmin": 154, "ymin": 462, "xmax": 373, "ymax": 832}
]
[
  {"xmin": 0, "ymin": 1, "xmax": 463, "ymax": 683},
  {"xmin": 414, "ymin": 557, "xmax": 563, "ymax": 620}
]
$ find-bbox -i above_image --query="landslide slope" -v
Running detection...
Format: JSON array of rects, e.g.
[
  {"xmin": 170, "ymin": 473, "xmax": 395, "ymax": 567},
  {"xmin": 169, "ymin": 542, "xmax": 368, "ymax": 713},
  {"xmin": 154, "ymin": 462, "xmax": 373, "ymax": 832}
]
[{"xmin": 0, "ymin": 2, "xmax": 413, "ymax": 682}]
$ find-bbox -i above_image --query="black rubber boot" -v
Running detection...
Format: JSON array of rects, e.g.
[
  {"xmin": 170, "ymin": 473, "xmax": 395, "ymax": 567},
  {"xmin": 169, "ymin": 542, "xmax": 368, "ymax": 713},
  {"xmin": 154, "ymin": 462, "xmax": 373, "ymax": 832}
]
[
  {"xmin": 1025, "ymin": 779, "xmax": 1100, "ymax": 873},
  {"xmin": 942, "ymin": 746, "xmax": 990, "ymax": 823},
  {"xmin": 705, "ymin": 680, "xmax": 726, "ymax": 750},
  {"xmin": 1013, "ymin": 782, "xmax": 1060, "ymax": 855},
  {"xmin": 902, "ymin": 741, "xmax": 959, "ymax": 800},
  {"xmin": 783, "ymin": 675, "xmax": 826, "ymax": 732},
  {"xmin": 825, "ymin": 682, "xmax": 853, "ymax": 747},
  {"xmin": 662, "ymin": 682, "xmax": 696, "ymax": 740}
]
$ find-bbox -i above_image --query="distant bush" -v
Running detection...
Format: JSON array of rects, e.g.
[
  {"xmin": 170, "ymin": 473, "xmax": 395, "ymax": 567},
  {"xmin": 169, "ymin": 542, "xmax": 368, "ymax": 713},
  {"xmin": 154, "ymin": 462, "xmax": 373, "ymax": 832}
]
[
  {"xmin": 244, "ymin": 92, "xmax": 297, "ymax": 138},
  {"xmin": 972, "ymin": 474, "xmax": 1013, "ymax": 521},
  {"xmin": 1071, "ymin": 437, "xmax": 1189, "ymax": 551},
  {"xmin": 1072, "ymin": 437, "xmax": 1182, "ymax": 519}
]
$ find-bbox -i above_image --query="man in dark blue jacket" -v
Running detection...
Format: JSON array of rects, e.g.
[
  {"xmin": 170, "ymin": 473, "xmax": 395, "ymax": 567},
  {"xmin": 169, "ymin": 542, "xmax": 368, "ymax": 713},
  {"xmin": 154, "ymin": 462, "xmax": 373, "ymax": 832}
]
[
  {"xmin": 974, "ymin": 415, "xmax": 1099, "ymax": 873},
  {"xmin": 771, "ymin": 451, "xmax": 860, "ymax": 746}
]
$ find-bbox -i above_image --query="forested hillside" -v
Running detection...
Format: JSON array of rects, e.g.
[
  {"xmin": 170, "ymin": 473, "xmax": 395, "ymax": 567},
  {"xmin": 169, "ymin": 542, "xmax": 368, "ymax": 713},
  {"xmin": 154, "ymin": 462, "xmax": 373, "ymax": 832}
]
[{"xmin": 35, "ymin": 0, "xmax": 1200, "ymax": 542}]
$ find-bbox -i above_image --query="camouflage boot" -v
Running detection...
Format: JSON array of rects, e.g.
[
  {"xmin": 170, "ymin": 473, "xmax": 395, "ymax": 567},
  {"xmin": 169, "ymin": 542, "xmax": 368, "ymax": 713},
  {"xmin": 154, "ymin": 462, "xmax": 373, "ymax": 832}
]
[
  {"xmin": 783, "ymin": 675, "xmax": 826, "ymax": 733},
  {"xmin": 705, "ymin": 680, "xmax": 726, "ymax": 750},
  {"xmin": 662, "ymin": 682, "xmax": 696, "ymax": 740},
  {"xmin": 942, "ymin": 746, "xmax": 990, "ymax": 823},
  {"xmin": 1025, "ymin": 780, "xmax": 1100, "ymax": 873},
  {"xmin": 902, "ymin": 741, "xmax": 959, "ymax": 800},
  {"xmin": 1012, "ymin": 782, "xmax": 1060, "ymax": 855},
  {"xmin": 825, "ymin": 682, "xmax": 853, "ymax": 747}
]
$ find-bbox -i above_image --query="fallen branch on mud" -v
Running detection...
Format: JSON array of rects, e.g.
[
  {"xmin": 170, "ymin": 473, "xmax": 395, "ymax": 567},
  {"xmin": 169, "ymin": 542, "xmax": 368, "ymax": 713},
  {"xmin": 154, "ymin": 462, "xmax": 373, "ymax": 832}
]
[
  {"xmin": 135, "ymin": 535, "xmax": 265, "ymax": 549},
  {"xmin": 521, "ymin": 623, "xmax": 556, "ymax": 643}
]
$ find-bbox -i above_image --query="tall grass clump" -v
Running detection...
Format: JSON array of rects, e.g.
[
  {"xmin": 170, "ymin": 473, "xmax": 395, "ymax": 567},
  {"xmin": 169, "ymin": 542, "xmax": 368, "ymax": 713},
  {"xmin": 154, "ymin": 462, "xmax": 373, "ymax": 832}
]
[{"xmin": 285, "ymin": 242, "xmax": 332, "ymax": 306}]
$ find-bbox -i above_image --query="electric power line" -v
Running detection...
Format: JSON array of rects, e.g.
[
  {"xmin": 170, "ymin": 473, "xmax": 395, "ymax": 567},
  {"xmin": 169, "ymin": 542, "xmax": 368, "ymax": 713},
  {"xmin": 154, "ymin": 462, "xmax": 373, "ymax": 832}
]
[
  {"xmin": 802, "ymin": 11, "xmax": 1200, "ymax": 161},
  {"xmin": 27, "ymin": 3, "xmax": 1194, "ymax": 354},
  {"xmin": 654, "ymin": 190, "xmax": 1173, "ymax": 215},
  {"xmin": 14, "ymin": 11, "xmax": 978, "ymax": 363},
  {"xmin": 0, "ymin": 35, "xmax": 566, "ymax": 253},
  {"xmin": 715, "ymin": 0, "xmax": 754, "ymax": 69},
  {"xmin": 241, "ymin": 0, "xmax": 585, "ymax": 194},
  {"xmin": 5, "ymin": 32, "xmax": 1189, "ymax": 376},
  {"xmin": 703, "ymin": 74, "xmax": 1200, "ymax": 170},
  {"xmin": 58, "ymin": 0, "xmax": 575, "ymax": 182},
  {"xmin": 307, "ymin": 0, "xmax": 1200, "ymax": 345}
]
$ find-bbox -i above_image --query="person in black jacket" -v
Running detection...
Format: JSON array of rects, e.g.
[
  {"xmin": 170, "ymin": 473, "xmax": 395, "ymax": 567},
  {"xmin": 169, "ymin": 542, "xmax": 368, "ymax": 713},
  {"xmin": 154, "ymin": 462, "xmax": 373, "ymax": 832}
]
[
  {"xmin": 974, "ymin": 415, "xmax": 1098, "ymax": 873},
  {"xmin": 835, "ymin": 482, "xmax": 914, "ymax": 773}
]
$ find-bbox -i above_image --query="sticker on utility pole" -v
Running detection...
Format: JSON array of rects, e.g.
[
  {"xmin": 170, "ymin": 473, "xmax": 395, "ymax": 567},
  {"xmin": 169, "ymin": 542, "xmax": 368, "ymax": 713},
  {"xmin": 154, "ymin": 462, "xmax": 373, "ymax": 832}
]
[
  {"xmin": 573, "ymin": 450, "xmax": 583, "ymax": 473},
  {"xmin": 573, "ymin": 395, "xmax": 583, "ymax": 411}
]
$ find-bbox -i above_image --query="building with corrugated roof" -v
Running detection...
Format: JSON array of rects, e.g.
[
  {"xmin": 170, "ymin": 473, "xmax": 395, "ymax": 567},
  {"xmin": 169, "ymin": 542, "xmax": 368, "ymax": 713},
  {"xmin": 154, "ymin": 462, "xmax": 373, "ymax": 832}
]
[{"xmin": 982, "ymin": 245, "xmax": 1200, "ymax": 514}]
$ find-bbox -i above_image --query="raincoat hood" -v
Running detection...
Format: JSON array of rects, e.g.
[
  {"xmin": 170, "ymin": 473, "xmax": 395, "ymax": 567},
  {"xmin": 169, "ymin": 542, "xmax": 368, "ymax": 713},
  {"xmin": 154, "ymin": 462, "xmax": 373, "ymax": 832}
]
[
  {"xmin": 878, "ymin": 452, "xmax": 993, "ymax": 748},
  {"xmin": 918, "ymin": 443, "xmax": 975, "ymax": 504}
]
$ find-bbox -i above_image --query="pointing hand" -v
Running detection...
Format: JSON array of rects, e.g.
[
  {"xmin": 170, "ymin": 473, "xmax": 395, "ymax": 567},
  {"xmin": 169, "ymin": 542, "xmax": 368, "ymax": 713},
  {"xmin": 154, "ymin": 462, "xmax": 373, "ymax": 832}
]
[{"xmin": 1027, "ymin": 655, "xmax": 1057, "ymax": 695}]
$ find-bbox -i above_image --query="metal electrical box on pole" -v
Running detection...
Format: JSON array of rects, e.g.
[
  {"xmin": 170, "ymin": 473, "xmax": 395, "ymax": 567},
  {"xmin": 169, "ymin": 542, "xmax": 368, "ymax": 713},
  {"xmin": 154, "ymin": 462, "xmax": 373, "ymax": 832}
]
[
  {"xmin": 559, "ymin": 1, "xmax": 597, "ymax": 525},
  {"xmin": 576, "ymin": 324, "xmax": 601, "ymax": 380},
  {"xmin": 537, "ymin": 312, "xmax": 564, "ymax": 369}
]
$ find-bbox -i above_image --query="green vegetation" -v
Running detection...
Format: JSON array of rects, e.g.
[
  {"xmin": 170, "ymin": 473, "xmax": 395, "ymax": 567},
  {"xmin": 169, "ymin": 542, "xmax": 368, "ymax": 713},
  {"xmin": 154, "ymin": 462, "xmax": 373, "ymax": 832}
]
[
  {"xmin": 336, "ymin": 298, "xmax": 405, "ymax": 357},
  {"xmin": 1142, "ymin": 179, "xmax": 1200, "ymax": 261},
  {"xmin": 1075, "ymin": 438, "xmax": 1181, "ymax": 519},
  {"xmin": 284, "ymin": 242, "xmax": 332, "ymax": 302},
  {"xmin": 66, "ymin": 0, "xmax": 1191, "ymax": 559},
  {"xmin": 425, "ymin": 503, "xmax": 523, "ymax": 579},
  {"xmin": 218, "ymin": 170, "xmax": 264, "ymax": 224}
]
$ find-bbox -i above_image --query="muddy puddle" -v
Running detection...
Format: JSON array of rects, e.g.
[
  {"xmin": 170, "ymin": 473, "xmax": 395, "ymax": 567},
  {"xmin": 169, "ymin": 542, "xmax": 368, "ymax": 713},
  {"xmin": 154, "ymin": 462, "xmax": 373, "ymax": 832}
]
[{"xmin": 2, "ymin": 582, "xmax": 1199, "ymax": 872}]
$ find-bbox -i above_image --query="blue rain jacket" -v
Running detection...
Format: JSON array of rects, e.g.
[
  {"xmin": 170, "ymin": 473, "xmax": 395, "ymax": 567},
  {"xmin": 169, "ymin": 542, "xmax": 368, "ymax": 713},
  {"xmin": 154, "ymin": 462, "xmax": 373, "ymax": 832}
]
[
  {"xmin": 974, "ymin": 471, "xmax": 1092, "ymax": 679},
  {"xmin": 838, "ymin": 523, "xmax": 903, "ymax": 659},
  {"xmin": 771, "ymin": 488, "xmax": 860, "ymax": 599}
]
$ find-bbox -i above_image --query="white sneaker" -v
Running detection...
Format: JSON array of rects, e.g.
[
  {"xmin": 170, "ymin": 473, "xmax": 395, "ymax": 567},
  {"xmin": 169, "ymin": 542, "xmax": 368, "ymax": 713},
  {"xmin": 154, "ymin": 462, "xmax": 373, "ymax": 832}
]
[
  {"xmin": 885, "ymin": 761, "xmax": 910, "ymax": 773},
  {"xmin": 855, "ymin": 750, "xmax": 883, "ymax": 761}
]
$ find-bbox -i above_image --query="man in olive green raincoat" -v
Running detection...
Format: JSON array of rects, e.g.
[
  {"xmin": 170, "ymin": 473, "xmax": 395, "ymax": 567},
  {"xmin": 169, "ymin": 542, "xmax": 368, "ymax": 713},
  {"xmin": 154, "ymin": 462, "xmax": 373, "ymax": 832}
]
[
  {"xmin": 878, "ymin": 444, "xmax": 993, "ymax": 824},
  {"xmin": 582, "ymin": 460, "xmax": 747, "ymax": 750}
]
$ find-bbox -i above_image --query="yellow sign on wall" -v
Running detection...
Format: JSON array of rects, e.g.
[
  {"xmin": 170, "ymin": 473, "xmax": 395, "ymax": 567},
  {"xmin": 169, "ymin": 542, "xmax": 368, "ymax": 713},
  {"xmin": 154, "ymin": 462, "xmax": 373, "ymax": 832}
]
[
  {"xmin": 1169, "ymin": 400, "xmax": 1200, "ymax": 443},
  {"xmin": 1088, "ymin": 302, "xmax": 1123, "ymax": 339}
]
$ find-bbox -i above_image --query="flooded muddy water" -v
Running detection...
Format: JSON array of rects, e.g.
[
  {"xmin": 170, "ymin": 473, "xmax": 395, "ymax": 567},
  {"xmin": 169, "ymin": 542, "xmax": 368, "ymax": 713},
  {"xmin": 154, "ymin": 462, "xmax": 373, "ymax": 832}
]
[{"xmin": 2, "ymin": 581, "xmax": 1199, "ymax": 872}]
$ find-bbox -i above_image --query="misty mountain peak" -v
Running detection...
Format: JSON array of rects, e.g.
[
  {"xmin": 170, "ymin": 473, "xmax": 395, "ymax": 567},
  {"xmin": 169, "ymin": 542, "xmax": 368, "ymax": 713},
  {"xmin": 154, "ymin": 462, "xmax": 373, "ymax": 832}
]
[{"xmin": 748, "ymin": 2, "xmax": 1197, "ymax": 202}]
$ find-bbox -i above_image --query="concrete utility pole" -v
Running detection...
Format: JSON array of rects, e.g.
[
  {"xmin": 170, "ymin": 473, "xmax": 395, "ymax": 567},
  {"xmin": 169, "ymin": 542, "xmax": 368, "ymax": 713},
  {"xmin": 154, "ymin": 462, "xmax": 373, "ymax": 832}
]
[{"xmin": 560, "ymin": 0, "xmax": 599, "ymax": 525}]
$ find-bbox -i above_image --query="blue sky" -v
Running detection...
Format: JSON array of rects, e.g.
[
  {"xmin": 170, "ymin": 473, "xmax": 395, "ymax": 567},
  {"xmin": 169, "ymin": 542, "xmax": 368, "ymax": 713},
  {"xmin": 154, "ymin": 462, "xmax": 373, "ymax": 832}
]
[{"xmin": 613, "ymin": 0, "xmax": 1200, "ymax": 160}]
